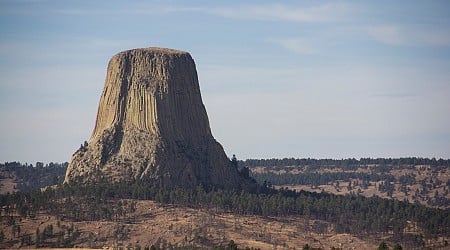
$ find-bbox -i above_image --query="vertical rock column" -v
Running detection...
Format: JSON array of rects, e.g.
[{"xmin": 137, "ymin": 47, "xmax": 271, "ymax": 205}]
[{"xmin": 64, "ymin": 47, "xmax": 252, "ymax": 190}]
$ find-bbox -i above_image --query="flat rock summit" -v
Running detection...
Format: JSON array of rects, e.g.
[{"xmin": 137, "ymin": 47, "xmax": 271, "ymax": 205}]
[{"xmin": 64, "ymin": 47, "xmax": 252, "ymax": 190}]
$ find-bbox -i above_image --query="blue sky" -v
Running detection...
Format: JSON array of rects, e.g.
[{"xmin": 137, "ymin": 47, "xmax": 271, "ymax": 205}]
[{"xmin": 1, "ymin": 0, "xmax": 450, "ymax": 164}]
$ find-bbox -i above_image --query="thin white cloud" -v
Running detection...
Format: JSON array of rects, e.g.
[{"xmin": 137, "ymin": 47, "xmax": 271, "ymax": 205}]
[
  {"xmin": 367, "ymin": 26, "xmax": 405, "ymax": 45},
  {"xmin": 367, "ymin": 25, "xmax": 450, "ymax": 46},
  {"xmin": 268, "ymin": 38, "xmax": 317, "ymax": 55},
  {"xmin": 54, "ymin": 3, "xmax": 353, "ymax": 23},
  {"xmin": 198, "ymin": 3, "xmax": 353, "ymax": 22},
  {"xmin": 416, "ymin": 29, "xmax": 450, "ymax": 46}
]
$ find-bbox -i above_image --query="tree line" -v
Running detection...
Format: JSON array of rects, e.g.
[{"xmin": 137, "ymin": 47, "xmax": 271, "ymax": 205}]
[
  {"xmin": 251, "ymin": 172, "xmax": 395, "ymax": 187},
  {"xmin": 240, "ymin": 157, "xmax": 450, "ymax": 168}
]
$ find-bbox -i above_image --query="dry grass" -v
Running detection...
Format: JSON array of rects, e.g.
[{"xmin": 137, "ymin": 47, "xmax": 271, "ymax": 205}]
[
  {"xmin": 0, "ymin": 170, "xmax": 18, "ymax": 194},
  {"xmin": 1, "ymin": 200, "xmax": 380, "ymax": 249},
  {"xmin": 1, "ymin": 164, "xmax": 449, "ymax": 249},
  {"xmin": 258, "ymin": 164, "xmax": 450, "ymax": 209}
]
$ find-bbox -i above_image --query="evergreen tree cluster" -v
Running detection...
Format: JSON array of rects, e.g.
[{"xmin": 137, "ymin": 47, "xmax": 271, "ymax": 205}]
[
  {"xmin": 1, "ymin": 181, "xmax": 449, "ymax": 238},
  {"xmin": 0, "ymin": 161, "xmax": 67, "ymax": 192},
  {"xmin": 251, "ymin": 172, "xmax": 395, "ymax": 186},
  {"xmin": 241, "ymin": 157, "xmax": 450, "ymax": 168}
]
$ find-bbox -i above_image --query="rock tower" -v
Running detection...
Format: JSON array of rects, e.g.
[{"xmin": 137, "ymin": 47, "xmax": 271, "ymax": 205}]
[{"xmin": 64, "ymin": 47, "xmax": 252, "ymax": 190}]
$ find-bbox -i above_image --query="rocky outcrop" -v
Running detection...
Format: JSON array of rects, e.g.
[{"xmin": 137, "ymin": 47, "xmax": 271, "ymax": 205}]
[{"xmin": 64, "ymin": 47, "xmax": 252, "ymax": 190}]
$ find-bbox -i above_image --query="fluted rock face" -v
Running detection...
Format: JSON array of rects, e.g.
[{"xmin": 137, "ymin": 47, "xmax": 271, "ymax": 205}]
[{"xmin": 65, "ymin": 48, "xmax": 251, "ymax": 190}]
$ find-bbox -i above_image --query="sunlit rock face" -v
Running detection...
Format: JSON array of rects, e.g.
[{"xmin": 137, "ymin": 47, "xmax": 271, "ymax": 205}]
[{"xmin": 65, "ymin": 47, "xmax": 251, "ymax": 190}]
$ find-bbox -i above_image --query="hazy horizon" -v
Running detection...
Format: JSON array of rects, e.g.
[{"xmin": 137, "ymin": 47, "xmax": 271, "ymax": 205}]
[{"xmin": 1, "ymin": 1, "xmax": 450, "ymax": 163}]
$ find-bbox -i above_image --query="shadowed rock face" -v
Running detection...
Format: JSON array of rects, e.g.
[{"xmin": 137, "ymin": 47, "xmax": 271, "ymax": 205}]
[{"xmin": 64, "ymin": 48, "xmax": 251, "ymax": 190}]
